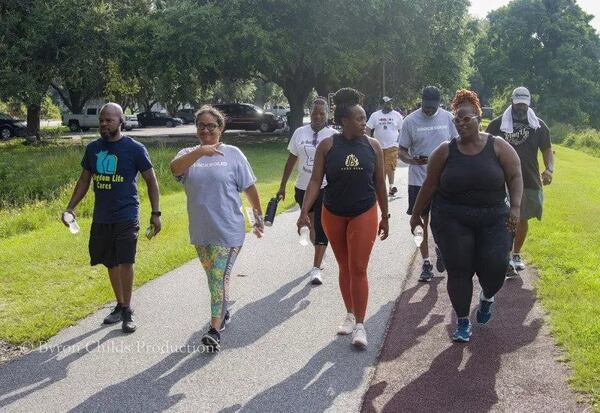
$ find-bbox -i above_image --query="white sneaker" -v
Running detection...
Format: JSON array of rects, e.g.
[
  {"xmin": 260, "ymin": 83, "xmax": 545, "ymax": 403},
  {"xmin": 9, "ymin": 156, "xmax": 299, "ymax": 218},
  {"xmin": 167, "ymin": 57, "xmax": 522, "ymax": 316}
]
[
  {"xmin": 309, "ymin": 267, "xmax": 323, "ymax": 285},
  {"xmin": 352, "ymin": 323, "xmax": 368, "ymax": 348},
  {"xmin": 337, "ymin": 313, "xmax": 355, "ymax": 335}
]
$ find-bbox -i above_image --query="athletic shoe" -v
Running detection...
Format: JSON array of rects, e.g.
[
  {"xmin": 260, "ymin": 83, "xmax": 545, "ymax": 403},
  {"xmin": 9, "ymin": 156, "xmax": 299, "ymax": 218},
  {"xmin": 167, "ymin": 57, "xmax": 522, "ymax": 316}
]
[
  {"xmin": 388, "ymin": 187, "xmax": 398, "ymax": 197},
  {"xmin": 476, "ymin": 295, "xmax": 494, "ymax": 325},
  {"xmin": 434, "ymin": 246, "xmax": 445, "ymax": 273},
  {"xmin": 103, "ymin": 304, "xmax": 123, "ymax": 324},
  {"xmin": 352, "ymin": 323, "xmax": 368, "ymax": 348},
  {"xmin": 309, "ymin": 267, "xmax": 323, "ymax": 285},
  {"xmin": 418, "ymin": 261, "xmax": 434, "ymax": 282},
  {"xmin": 220, "ymin": 310, "xmax": 231, "ymax": 331},
  {"xmin": 452, "ymin": 318, "xmax": 472, "ymax": 342},
  {"xmin": 506, "ymin": 260, "xmax": 519, "ymax": 278},
  {"xmin": 512, "ymin": 254, "xmax": 525, "ymax": 271},
  {"xmin": 121, "ymin": 307, "xmax": 137, "ymax": 333},
  {"xmin": 337, "ymin": 313, "xmax": 356, "ymax": 335},
  {"xmin": 202, "ymin": 327, "xmax": 221, "ymax": 352}
]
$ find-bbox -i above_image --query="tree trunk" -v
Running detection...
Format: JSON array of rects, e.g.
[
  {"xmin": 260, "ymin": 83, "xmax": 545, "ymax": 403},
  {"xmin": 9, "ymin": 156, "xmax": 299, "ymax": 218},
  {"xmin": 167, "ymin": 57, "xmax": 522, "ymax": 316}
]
[
  {"xmin": 26, "ymin": 103, "xmax": 41, "ymax": 142},
  {"xmin": 283, "ymin": 85, "xmax": 311, "ymax": 136}
]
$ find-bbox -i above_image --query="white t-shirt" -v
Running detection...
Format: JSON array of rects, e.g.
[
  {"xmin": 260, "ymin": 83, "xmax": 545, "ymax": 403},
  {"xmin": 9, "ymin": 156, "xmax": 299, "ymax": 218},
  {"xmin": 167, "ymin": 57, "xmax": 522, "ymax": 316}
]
[
  {"xmin": 399, "ymin": 108, "xmax": 459, "ymax": 186},
  {"xmin": 287, "ymin": 124, "xmax": 337, "ymax": 190},
  {"xmin": 366, "ymin": 110, "xmax": 403, "ymax": 149}
]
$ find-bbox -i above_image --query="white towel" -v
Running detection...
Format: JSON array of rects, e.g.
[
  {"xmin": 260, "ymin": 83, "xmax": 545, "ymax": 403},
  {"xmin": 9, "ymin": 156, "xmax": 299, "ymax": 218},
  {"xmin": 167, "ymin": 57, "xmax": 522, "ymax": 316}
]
[{"xmin": 500, "ymin": 106, "xmax": 540, "ymax": 133}]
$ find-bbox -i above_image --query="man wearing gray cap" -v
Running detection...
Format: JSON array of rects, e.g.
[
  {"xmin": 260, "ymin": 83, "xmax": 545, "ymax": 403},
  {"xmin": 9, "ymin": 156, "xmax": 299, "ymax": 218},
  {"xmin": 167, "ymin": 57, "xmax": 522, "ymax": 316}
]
[
  {"xmin": 486, "ymin": 86, "xmax": 554, "ymax": 276},
  {"xmin": 399, "ymin": 86, "xmax": 458, "ymax": 281}
]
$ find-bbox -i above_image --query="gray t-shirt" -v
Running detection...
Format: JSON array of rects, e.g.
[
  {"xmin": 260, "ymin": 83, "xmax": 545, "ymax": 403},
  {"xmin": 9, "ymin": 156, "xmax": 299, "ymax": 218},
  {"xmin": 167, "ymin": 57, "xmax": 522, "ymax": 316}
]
[
  {"xmin": 399, "ymin": 108, "xmax": 458, "ymax": 186},
  {"xmin": 175, "ymin": 144, "xmax": 256, "ymax": 247}
]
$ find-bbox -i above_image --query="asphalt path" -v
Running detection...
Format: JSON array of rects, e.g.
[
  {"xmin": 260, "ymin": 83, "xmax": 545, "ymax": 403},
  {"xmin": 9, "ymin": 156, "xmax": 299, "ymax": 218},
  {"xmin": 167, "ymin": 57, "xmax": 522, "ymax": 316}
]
[{"xmin": 0, "ymin": 166, "xmax": 416, "ymax": 412}]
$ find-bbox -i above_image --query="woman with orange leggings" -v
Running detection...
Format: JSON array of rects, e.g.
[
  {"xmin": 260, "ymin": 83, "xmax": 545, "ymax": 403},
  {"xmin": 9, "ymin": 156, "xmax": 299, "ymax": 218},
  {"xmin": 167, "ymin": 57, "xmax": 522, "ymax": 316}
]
[{"xmin": 297, "ymin": 88, "xmax": 389, "ymax": 349}]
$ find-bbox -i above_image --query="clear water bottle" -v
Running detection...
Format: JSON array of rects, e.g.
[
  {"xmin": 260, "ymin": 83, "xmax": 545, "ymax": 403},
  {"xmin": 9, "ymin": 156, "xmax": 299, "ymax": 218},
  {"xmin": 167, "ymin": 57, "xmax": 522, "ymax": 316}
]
[
  {"xmin": 63, "ymin": 211, "xmax": 80, "ymax": 234},
  {"xmin": 413, "ymin": 225, "xmax": 424, "ymax": 247},
  {"xmin": 264, "ymin": 197, "xmax": 279, "ymax": 227},
  {"xmin": 299, "ymin": 225, "xmax": 310, "ymax": 246}
]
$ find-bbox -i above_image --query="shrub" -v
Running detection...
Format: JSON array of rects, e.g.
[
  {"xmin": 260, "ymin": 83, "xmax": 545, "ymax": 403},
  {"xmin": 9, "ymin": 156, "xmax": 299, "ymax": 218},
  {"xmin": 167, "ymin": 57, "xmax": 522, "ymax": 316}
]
[{"xmin": 563, "ymin": 129, "xmax": 600, "ymax": 158}]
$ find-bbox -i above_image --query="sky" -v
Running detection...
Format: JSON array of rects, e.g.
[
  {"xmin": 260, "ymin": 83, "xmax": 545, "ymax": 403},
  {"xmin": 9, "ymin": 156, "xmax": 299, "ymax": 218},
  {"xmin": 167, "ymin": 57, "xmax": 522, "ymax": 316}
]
[{"xmin": 469, "ymin": 0, "xmax": 600, "ymax": 33}]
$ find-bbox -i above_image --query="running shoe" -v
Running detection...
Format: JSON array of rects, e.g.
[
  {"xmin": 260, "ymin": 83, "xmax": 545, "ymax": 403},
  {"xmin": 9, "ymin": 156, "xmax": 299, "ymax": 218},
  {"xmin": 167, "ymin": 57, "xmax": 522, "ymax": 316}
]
[
  {"xmin": 506, "ymin": 260, "xmax": 519, "ymax": 278},
  {"xmin": 103, "ymin": 304, "xmax": 123, "ymax": 324},
  {"xmin": 476, "ymin": 295, "xmax": 494, "ymax": 325},
  {"xmin": 309, "ymin": 267, "xmax": 323, "ymax": 285},
  {"xmin": 337, "ymin": 313, "xmax": 356, "ymax": 335},
  {"xmin": 202, "ymin": 327, "xmax": 221, "ymax": 352},
  {"xmin": 512, "ymin": 254, "xmax": 525, "ymax": 271},
  {"xmin": 418, "ymin": 261, "xmax": 434, "ymax": 282},
  {"xmin": 434, "ymin": 246, "xmax": 445, "ymax": 273},
  {"xmin": 388, "ymin": 187, "xmax": 398, "ymax": 197},
  {"xmin": 452, "ymin": 318, "xmax": 472, "ymax": 342},
  {"xmin": 220, "ymin": 310, "xmax": 231, "ymax": 331},
  {"xmin": 352, "ymin": 323, "xmax": 368, "ymax": 349},
  {"xmin": 121, "ymin": 307, "xmax": 137, "ymax": 333}
]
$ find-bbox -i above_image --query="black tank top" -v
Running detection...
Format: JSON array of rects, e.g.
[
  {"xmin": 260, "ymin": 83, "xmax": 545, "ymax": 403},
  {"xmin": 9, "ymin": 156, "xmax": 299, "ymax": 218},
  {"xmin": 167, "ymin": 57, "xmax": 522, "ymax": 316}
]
[
  {"xmin": 324, "ymin": 134, "xmax": 377, "ymax": 216},
  {"xmin": 438, "ymin": 135, "xmax": 507, "ymax": 207}
]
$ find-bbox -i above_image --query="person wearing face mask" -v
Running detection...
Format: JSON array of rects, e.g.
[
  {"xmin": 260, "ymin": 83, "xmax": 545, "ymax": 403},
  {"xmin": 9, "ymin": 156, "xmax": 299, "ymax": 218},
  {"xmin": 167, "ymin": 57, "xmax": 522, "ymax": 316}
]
[
  {"xmin": 399, "ymin": 86, "xmax": 459, "ymax": 282},
  {"xmin": 277, "ymin": 97, "xmax": 337, "ymax": 285},
  {"xmin": 366, "ymin": 96, "xmax": 404, "ymax": 197},
  {"xmin": 297, "ymin": 88, "xmax": 389, "ymax": 349},
  {"xmin": 410, "ymin": 89, "xmax": 523, "ymax": 342},
  {"xmin": 486, "ymin": 87, "xmax": 554, "ymax": 277},
  {"xmin": 62, "ymin": 103, "xmax": 162, "ymax": 334},
  {"xmin": 170, "ymin": 105, "xmax": 264, "ymax": 352}
]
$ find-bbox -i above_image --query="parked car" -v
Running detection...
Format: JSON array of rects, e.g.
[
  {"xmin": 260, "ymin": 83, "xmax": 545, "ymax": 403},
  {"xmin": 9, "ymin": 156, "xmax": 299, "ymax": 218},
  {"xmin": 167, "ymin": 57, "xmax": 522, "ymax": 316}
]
[
  {"xmin": 175, "ymin": 108, "xmax": 196, "ymax": 124},
  {"xmin": 213, "ymin": 103, "xmax": 284, "ymax": 133},
  {"xmin": 137, "ymin": 112, "xmax": 183, "ymax": 128},
  {"xmin": 61, "ymin": 107, "xmax": 101, "ymax": 132},
  {"xmin": 0, "ymin": 113, "xmax": 27, "ymax": 139},
  {"xmin": 123, "ymin": 115, "xmax": 139, "ymax": 131},
  {"xmin": 268, "ymin": 105, "xmax": 290, "ymax": 118}
]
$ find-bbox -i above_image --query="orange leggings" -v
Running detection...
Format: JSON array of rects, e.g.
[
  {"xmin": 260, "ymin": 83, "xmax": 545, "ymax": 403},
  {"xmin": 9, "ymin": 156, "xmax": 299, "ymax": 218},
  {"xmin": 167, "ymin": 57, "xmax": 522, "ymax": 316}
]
[{"xmin": 321, "ymin": 204, "xmax": 378, "ymax": 322}]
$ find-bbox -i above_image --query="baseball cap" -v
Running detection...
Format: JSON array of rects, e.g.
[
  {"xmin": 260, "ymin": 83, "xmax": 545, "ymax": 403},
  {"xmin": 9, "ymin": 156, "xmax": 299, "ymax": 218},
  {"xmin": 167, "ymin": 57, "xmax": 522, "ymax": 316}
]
[
  {"xmin": 511, "ymin": 87, "xmax": 531, "ymax": 105},
  {"xmin": 382, "ymin": 96, "xmax": 393, "ymax": 103},
  {"xmin": 422, "ymin": 86, "xmax": 441, "ymax": 107}
]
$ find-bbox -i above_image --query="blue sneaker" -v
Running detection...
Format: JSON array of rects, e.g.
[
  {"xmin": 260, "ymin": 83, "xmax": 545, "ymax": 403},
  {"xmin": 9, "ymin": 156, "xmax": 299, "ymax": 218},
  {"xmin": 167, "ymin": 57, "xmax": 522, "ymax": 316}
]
[
  {"xmin": 476, "ymin": 298, "xmax": 494, "ymax": 325},
  {"xmin": 452, "ymin": 318, "xmax": 472, "ymax": 342},
  {"xmin": 418, "ymin": 261, "xmax": 434, "ymax": 282}
]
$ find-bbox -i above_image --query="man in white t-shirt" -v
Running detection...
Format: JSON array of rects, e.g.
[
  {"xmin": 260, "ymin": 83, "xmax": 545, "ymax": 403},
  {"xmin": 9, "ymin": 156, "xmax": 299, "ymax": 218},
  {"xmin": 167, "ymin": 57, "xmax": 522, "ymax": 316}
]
[
  {"xmin": 366, "ymin": 96, "xmax": 403, "ymax": 197},
  {"xmin": 399, "ymin": 86, "xmax": 459, "ymax": 282},
  {"xmin": 277, "ymin": 97, "xmax": 337, "ymax": 285}
]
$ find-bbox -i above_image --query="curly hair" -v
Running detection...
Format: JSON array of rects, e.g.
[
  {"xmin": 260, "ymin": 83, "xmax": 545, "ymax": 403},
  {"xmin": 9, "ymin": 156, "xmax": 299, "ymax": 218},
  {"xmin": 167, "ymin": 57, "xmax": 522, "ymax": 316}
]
[
  {"xmin": 195, "ymin": 105, "xmax": 226, "ymax": 129},
  {"xmin": 451, "ymin": 89, "xmax": 482, "ymax": 116},
  {"xmin": 333, "ymin": 87, "xmax": 364, "ymax": 124}
]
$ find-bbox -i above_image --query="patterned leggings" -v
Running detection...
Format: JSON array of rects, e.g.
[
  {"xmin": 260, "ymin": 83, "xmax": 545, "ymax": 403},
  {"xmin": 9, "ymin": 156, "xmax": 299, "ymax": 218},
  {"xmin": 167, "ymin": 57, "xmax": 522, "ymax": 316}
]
[{"xmin": 195, "ymin": 245, "xmax": 241, "ymax": 318}]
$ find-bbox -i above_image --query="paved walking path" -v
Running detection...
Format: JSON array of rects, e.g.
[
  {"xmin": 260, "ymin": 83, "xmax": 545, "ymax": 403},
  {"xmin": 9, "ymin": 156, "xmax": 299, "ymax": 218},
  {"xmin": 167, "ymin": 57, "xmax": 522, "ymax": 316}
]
[{"xmin": 0, "ymin": 166, "xmax": 586, "ymax": 412}]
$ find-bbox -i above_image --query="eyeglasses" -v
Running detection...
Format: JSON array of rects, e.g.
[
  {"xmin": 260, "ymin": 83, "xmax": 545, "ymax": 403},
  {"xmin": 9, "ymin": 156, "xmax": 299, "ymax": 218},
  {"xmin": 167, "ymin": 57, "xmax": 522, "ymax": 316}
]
[
  {"xmin": 197, "ymin": 123, "xmax": 219, "ymax": 131},
  {"xmin": 452, "ymin": 115, "xmax": 480, "ymax": 125}
]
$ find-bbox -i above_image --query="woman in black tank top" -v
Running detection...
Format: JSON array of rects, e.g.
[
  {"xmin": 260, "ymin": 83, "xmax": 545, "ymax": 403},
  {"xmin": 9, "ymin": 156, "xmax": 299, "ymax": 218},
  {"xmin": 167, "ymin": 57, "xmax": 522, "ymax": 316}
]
[
  {"xmin": 296, "ymin": 88, "xmax": 389, "ymax": 350},
  {"xmin": 409, "ymin": 90, "xmax": 523, "ymax": 343}
]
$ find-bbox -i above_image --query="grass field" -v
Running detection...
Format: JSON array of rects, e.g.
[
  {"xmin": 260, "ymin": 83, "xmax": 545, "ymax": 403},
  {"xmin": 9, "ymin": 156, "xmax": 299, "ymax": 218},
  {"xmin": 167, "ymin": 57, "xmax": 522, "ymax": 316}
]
[
  {"xmin": 0, "ymin": 137, "xmax": 297, "ymax": 344},
  {"xmin": 526, "ymin": 146, "xmax": 600, "ymax": 409}
]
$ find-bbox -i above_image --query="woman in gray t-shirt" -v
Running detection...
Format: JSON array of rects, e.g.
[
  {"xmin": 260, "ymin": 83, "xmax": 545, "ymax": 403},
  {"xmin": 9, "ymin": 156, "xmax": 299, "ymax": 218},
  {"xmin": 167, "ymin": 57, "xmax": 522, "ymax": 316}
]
[{"xmin": 170, "ymin": 106, "xmax": 264, "ymax": 351}]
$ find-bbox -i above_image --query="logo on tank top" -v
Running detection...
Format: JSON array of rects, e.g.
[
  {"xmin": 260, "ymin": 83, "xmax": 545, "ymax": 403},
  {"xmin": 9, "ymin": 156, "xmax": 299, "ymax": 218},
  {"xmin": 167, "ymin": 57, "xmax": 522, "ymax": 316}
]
[{"xmin": 342, "ymin": 154, "xmax": 363, "ymax": 171}]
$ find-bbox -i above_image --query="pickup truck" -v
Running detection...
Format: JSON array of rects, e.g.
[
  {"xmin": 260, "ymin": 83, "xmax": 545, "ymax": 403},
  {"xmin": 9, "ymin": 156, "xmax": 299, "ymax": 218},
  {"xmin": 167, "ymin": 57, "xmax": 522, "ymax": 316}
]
[{"xmin": 61, "ymin": 107, "xmax": 101, "ymax": 132}]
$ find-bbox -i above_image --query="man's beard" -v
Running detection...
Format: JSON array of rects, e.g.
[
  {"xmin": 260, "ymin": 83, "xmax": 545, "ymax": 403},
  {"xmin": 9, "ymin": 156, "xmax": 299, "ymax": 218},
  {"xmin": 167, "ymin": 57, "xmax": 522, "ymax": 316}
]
[
  {"xmin": 100, "ymin": 129, "xmax": 119, "ymax": 140},
  {"xmin": 512, "ymin": 108, "xmax": 528, "ymax": 121}
]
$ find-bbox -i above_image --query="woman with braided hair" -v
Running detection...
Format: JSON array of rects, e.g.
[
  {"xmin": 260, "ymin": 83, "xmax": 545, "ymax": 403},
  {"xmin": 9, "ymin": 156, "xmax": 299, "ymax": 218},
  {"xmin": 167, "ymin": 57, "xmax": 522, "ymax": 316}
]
[
  {"xmin": 410, "ymin": 89, "xmax": 523, "ymax": 342},
  {"xmin": 297, "ymin": 88, "xmax": 389, "ymax": 349}
]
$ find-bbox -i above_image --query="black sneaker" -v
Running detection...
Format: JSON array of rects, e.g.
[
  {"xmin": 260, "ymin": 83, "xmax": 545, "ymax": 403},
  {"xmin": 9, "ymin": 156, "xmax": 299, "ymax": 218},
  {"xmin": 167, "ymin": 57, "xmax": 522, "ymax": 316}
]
[
  {"xmin": 220, "ymin": 310, "xmax": 231, "ymax": 331},
  {"xmin": 103, "ymin": 304, "xmax": 123, "ymax": 324},
  {"xmin": 434, "ymin": 246, "xmax": 445, "ymax": 273},
  {"xmin": 506, "ymin": 261, "xmax": 519, "ymax": 279},
  {"xmin": 388, "ymin": 187, "xmax": 398, "ymax": 197},
  {"xmin": 419, "ymin": 261, "xmax": 434, "ymax": 282},
  {"xmin": 202, "ymin": 327, "xmax": 221, "ymax": 351},
  {"xmin": 121, "ymin": 307, "xmax": 137, "ymax": 333}
]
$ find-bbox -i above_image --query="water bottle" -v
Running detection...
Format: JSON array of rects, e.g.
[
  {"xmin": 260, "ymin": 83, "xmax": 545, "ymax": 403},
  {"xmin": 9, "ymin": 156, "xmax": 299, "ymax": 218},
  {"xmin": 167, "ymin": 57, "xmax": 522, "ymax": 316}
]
[
  {"xmin": 264, "ymin": 197, "xmax": 279, "ymax": 227},
  {"xmin": 299, "ymin": 226, "xmax": 310, "ymax": 246},
  {"xmin": 146, "ymin": 224, "xmax": 155, "ymax": 240},
  {"xmin": 63, "ymin": 211, "xmax": 80, "ymax": 234},
  {"xmin": 413, "ymin": 225, "xmax": 424, "ymax": 247}
]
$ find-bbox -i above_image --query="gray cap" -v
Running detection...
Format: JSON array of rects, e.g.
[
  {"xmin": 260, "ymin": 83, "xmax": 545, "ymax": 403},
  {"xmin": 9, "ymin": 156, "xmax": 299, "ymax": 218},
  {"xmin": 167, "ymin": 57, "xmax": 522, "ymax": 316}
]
[
  {"xmin": 422, "ymin": 86, "xmax": 441, "ymax": 107},
  {"xmin": 511, "ymin": 86, "xmax": 531, "ymax": 105}
]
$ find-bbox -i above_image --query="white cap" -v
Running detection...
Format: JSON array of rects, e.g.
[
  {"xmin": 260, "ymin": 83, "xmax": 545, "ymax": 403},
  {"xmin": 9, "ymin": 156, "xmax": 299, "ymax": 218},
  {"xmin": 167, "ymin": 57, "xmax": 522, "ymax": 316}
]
[
  {"xmin": 382, "ymin": 96, "xmax": 393, "ymax": 103},
  {"xmin": 511, "ymin": 87, "xmax": 531, "ymax": 105}
]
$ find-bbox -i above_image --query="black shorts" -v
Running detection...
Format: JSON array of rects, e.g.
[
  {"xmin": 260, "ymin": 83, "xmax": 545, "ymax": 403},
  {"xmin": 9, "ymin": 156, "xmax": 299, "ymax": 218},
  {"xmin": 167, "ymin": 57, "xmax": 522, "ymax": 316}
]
[
  {"xmin": 295, "ymin": 187, "xmax": 328, "ymax": 246},
  {"xmin": 89, "ymin": 221, "xmax": 140, "ymax": 268},
  {"xmin": 406, "ymin": 185, "xmax": 431, "ymax": 216}
]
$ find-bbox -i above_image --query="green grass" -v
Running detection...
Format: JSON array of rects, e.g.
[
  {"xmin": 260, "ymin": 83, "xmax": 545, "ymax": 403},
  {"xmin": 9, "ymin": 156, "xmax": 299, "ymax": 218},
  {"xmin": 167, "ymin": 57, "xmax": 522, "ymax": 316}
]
[
  {"xmin": 0, "ymin": 137, "xmax": 297, "ymax": 345},
  {"xmin": 527, "ymin": 146, "xmax": 600, "ymax": 410}
]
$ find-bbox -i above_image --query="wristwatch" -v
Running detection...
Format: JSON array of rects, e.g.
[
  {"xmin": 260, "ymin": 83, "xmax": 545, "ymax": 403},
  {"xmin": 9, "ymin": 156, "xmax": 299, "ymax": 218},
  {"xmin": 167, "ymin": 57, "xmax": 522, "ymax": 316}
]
[{"xmin": 151, "ymin": 211, "xmax": 162, "ymax": 217}]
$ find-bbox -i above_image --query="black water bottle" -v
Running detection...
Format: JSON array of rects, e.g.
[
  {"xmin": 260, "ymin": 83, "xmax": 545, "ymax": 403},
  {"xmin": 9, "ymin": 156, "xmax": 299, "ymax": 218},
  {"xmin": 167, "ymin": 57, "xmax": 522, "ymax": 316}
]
[{"xmin": 264, "ymin": 197, "xmax": 279, "ymax": 227}]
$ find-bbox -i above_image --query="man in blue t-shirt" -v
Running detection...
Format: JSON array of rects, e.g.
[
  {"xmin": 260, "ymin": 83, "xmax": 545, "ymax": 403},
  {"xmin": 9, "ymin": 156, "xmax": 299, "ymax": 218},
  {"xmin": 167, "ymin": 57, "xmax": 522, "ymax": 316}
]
[{"xmin": 62, "ymin": 103, "xmax": 161, "ymax": 333}]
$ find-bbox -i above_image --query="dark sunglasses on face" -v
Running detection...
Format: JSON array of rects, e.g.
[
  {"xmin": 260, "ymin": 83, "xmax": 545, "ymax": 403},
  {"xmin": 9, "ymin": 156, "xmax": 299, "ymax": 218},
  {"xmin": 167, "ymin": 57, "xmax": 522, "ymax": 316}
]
[
  {"xmin": 197, "ymin": 123, "xmax": 219, "ymax": 131},
  {"xmin": 452, "ymin": 115, "xmax": 480, "ymax": 125}
]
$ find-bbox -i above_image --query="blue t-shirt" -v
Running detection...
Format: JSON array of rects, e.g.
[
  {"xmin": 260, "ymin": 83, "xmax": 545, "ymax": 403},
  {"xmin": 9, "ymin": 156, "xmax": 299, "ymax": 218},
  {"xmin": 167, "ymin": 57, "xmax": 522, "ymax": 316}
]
[{"xmin": 81, "ymin": 136, "xmax": 153, "ymax": 224}]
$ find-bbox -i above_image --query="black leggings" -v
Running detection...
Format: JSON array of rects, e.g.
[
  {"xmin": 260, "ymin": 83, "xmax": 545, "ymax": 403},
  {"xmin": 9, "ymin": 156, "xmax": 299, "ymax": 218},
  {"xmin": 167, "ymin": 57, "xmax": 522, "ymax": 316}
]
[{"xmin": 430, "ymin": 199, "xmax": 513, "ymax": 318}]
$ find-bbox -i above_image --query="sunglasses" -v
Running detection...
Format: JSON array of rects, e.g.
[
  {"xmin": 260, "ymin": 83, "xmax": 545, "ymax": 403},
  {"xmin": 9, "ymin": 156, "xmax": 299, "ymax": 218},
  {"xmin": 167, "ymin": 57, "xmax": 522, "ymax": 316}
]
[
  {"xmin": 452, "ymin": 115, "xmax": 480, "ymax": 125},
  {"xmin": 197, "ymin": 123, "xmax": 219, "ymax": 131}
]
